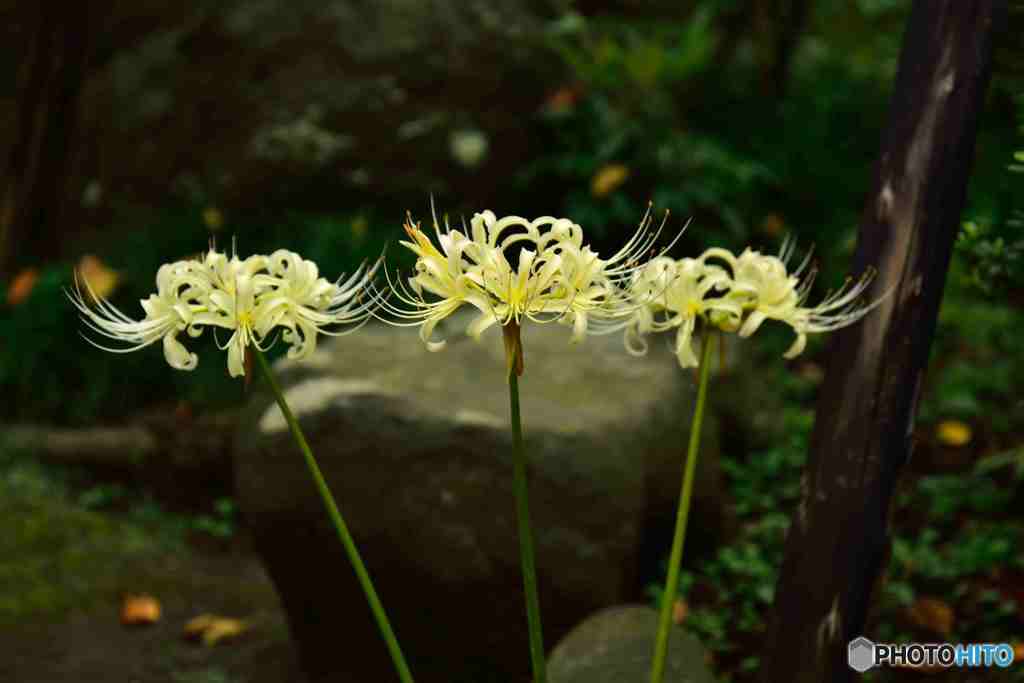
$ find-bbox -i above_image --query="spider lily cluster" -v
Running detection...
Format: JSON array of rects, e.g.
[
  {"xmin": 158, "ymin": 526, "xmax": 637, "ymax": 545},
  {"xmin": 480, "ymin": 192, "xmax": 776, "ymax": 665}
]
[
  {"xmin": 384, "ymin": 212, "xmax": 884, "ymax": 370},
  {"xmin": 68, "ymin": 247, "xmax": 381, "ymax": 377},
  {"xmin": 376, "ymin": 207, "xmax": 678, "ymax": 353},
  {"xmin": 621, "ymin": 238, "xmax": 884, "ymax": 368},
  {"xmin": 69, "ymin": 212, "xmax": 886, "ymax": 376}
]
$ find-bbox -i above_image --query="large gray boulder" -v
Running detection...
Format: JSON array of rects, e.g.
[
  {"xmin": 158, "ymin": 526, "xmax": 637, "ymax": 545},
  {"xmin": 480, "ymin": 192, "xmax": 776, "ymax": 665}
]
[
  {"xmin": 6, "ymin": 0, "xmax": 571, "ymax": 215},
  {"xmin": 234, "ymin": 312, "xmax": 732, "ymax": 682},
  {"xmin": 548, "ymin": 605, "xmax": 717, "ymax": 683}
]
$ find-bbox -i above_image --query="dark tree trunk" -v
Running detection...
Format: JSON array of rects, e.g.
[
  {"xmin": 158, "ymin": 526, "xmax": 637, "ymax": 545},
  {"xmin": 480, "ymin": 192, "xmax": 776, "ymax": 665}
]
[
  {"xmin": 0, "ymin": 2, "xmax": 92, "ymax": 280},
  {"xmin": 760, "ymin": 2, "xmax": 1004, "ymax": 682}
]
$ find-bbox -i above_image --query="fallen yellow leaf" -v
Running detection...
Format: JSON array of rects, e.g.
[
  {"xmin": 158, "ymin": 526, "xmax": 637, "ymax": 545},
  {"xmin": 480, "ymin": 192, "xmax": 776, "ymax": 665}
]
[
  {"xmin": 6, "ymin": 268, "xmax": 38, "ymax": 306},
  {"xmin": 203, "ymin": 618, "xmax": 248, "ymax": 646},
  {"xmin": 184, "ymin": 613, "xmax": 250, "ymax": 646},
  {"xmin": 906, "ymin": 597, "xmax": 954, "ymax": 637},
  {"xmin": 203, "ymin": 207, "xmax": 224, "ymax": 231},
  {"xmin": 591, "ymin": 163, "xmax": 630, "ymax": 198},
  {"xmin": 183, "ymin": 613, "xmax": 217, "ymax": 636},
  {"xmin": 936, "ymin": 420, "xmax": 971, "ymax": 447},
  {"xmin": 121, "ymin": 594, "xmax": 161, "ymax": 626},
  {"xmin": 77, "ymin": 254, "xmax": 120, "ymax": 302},
  {"xmin": 1014, "ymin": 642, "xmax": 1024, "ymax": 661}
]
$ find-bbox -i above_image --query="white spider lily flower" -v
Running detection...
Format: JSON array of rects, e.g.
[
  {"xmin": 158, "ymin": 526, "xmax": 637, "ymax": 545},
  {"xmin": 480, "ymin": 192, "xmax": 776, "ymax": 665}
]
[
  {"xmin": 623, "ymin": 256, "xmax": 739, "ymax": 368},
  {"xmin": 378, "ymin": 207, "xmax": 674, "ymax": 355},
  {"xmin": 702, "ymin": 239, "xmax": 886, "ymax": 359},
  {"xmin": 202, "ymin": 249, "xmax": 268, "ymax": 293},
  {"xmin": 254, "ymin": 249, "xmax": 384, "ymax": 360},
  {"xmin": 67, "ymin": 258, "xmax": 209, "ymax": 370},
  {"xmin": 701, "ymin": 241, "xmax": 811, "ymax": 319},
  {"xmin": 382, "ymin": 214, "xmax": 494, "ymax": 351},
  {"xmin": 192, "ymin": 266, "xmax": 269, "ymax": 377},
  {"xmin": 70, "ymin": 247, "xmax": 383, "ymax": 377}
]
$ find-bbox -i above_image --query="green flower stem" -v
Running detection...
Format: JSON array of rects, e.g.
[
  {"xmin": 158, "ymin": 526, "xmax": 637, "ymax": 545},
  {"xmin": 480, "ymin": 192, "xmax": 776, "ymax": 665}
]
[
  {"xmin": 508, "ymin": 369, "xmax": 548, "ymax": 683},
  {"xmin": 650, "ymin": 330, "xmax": 715, "ymax": 683},
  {"xmin": 254, "ymin": 349, "xmax": 414, "ymax": 683}
]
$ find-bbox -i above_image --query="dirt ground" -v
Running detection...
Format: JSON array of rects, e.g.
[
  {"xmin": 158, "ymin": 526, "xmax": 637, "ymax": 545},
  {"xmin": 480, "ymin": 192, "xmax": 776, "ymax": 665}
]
[
  {"xmin": 0, "ymin": 450, "xmax": 307, "ymax": 683},
  {"xmin": 1, "ymin": 542, "xmax": 304, "ymax": 683}
]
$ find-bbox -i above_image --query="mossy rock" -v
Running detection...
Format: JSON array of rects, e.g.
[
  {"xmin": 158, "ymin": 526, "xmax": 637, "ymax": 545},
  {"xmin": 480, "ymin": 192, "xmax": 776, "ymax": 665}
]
[{"xmin": 548, "ymin": 605, "xmax": 718, "ymax": 683}]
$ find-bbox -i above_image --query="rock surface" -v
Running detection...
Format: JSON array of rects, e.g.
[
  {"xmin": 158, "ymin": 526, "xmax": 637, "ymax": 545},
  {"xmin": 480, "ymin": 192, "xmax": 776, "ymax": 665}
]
[
  {"xmin": 548, "ymin": 605, "xmax": 717, "ymax": 683},
  {"xmin": 234, "ymin": 312, "xmax": 731, "ymax": 682},
  {"xmin": 1, "ymin": 0, "xmax": 571, "ymax": 216}
]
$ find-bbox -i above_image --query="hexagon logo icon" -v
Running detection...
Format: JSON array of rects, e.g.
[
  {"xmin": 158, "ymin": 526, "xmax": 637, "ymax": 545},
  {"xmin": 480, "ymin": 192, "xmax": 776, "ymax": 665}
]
[{"xmin": 848, "ymin": 636, "xmax": 876, "ymax": 673}]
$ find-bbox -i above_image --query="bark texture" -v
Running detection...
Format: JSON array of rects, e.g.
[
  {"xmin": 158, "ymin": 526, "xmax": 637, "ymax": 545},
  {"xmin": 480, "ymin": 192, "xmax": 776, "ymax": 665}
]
[
  {"xmin": 0, "ymin": 3, "xmax": 93, "ymax": 278},
  {"xmin": 761, "ymin": 2, "xmax": 1004, "ymax": 681}
]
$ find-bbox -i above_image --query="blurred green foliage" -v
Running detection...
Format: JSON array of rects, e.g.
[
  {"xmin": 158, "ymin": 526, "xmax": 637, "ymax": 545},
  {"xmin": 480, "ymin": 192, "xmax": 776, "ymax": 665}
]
[
  {"xmin": 923, "ymin": 260, "xmax": 1024, "ymax": 435},
  {"xmin": 521, "ymin": 6, "xmax": 777, "ymax": 252},
  {"xmin": 957, "ymin": 130, "xmax": 1024, "ymax": 296}
]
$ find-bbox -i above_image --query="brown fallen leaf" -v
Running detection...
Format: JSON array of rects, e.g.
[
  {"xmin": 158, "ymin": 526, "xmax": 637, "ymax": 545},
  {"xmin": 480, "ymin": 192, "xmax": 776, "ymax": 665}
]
[
  {"xmin": 174, "ymin": 400, "xmax": 193, "ymax": 422},
  {"xmin": 761, "ymin": 213, "xmax": 785, "ymax": 238},
  {"xmin": 121, "ymin": 594, "xmax": 161, "ymax": 626},
  {"xmin": 6, "ymin": 268, "xmax": 38, "ymax": 306},
  {"xmin": 1013, "ymin": 642, "xmax": 1024, "ymax": 661},
  {"xmin": 906, "ymin": 597, "xmax": 954, "ymax": 637},
  {"xmin": 672, "ymin": 598, "xmax": 689, "ymax": 625},
  {"xmin": 184, "ymin": 613, "xmax": 250, "ymax": 646},
  {"xmin": 543, "ymin": 84, "xmax": 582, "ymax": 114},
  {"xmin": 797, "ymin": 361, "xmax": 824, "ymax": 385}
]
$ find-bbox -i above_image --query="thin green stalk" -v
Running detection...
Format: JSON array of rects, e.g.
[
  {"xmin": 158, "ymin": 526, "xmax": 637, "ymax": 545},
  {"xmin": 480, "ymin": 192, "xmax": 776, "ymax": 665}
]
[
  {"xmin": 650, "ymin": 330, "xmax": 715, "ymax": 683},
  {"xmin": 508, "ymin": 369, "xmax": 547, "ymax": 683},
  {"xmin": 254, "ymin": 349, "xmax": 414, "ymax": 683}
]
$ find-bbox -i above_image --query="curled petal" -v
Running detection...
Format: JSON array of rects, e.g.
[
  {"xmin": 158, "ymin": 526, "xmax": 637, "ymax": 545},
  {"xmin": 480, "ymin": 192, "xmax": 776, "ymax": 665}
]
[
  {"xmin": 284, "ymin": 319, "xmax": 319, "ymax": 360},
  {"xmin": 624, "ymin": 324, "xmax": 649, "ymax": 357},
  {"xmin": 674, "ymin": 316, "xmax": 699, "ymax": 368},
  {"xmin": 163, "ymin": 332, "xmax": 198, "ymax": 370},
  {"xmin": 738, "ymin": 310, "xmax": 767, "ymax": 338},
  {"xmin": 227, "ymin": 331, "xmax": 247, "ymax": 377},
  {"xmin": 783, "ymin": 331, "xmax": 807, "ymax": 359},
  {"xmin": 420, "ymin": 311, "xmax": 451, "ymax": 352},
  {"xmin": 467, "ymin": 311, "xmax": 499, "ymax": 341}
]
